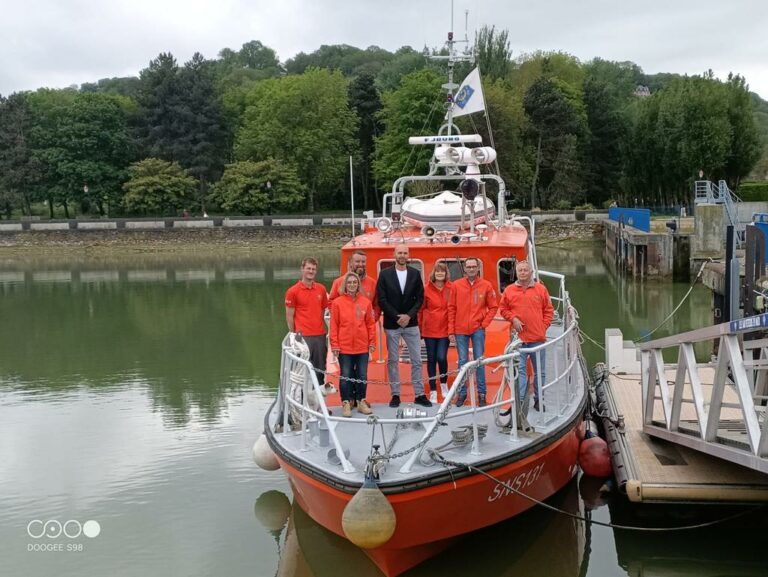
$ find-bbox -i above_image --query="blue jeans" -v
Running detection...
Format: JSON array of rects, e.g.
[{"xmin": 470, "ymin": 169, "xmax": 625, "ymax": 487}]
[
  {"xmin": 518, "ymin": 342, "xmax": 546, "ymax": 402},
  {"xmin": 338, "ymin": 353, "xmax": 369, "ymax": 401},
  {"xmin": 455, "ymin": 329, "xmax": 486, "ymax": 397},
  {"xmin": 424, "ymin": 337, "xmax": 449, "ymax": 392}
]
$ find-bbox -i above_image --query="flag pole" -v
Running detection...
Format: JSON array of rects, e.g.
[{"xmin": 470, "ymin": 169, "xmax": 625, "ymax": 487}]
[{"xmin": 349, "ymin": 155, "xmax": 355, "ymax": 241}]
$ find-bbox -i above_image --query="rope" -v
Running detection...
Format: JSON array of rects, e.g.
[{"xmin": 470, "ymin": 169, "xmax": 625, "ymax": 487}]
[
  {"xmin": 574, "ymin": 258, "xmax": 711, "ymax": 351},
  {"xmin": 431, "ymin": 453, "xmax": 764, "ymax": 532},
  {"xmin": 399, "ymin": 97, "xmax": 442, "ymax": 178},
  {"xmin": 635, "ymin": 259, "xmax": 710, "ymax": 343}
]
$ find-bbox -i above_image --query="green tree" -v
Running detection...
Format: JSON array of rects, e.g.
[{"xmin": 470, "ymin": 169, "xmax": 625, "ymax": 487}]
[
  {"xmin": 235, "ymin": 68, "xmax": 358, "ymax": 211},
  {"xmin": 373, "ymin": 68, "xmax": 443, "ymax": 190},
  {"xmin": 210, "ymin": 159, "xmax": 305, "ymax": 214},
  {"xmin": 723, "ymin": 74, "xmax": 762, "ymax": 187},
  {"xmin": 135, "ymin": 52, "xmax": 229, "ymax": 211},
  {"xmin": 285, "ymin": 44, "xmax": 396, "ymax": 78},
  {"xmin": 523, "ymin": 76, "xmax": 587, "ymax": 208},
  {"xmin": 215, "ymin": 40, "xmax": 282, "ymax": 92},
  {"xmin": 348, "ymin": 73, "xmax": 382, "ymax": 209},
  {"xmin": 28, "ymin": 90, "xmax": 133, "ymax": 217},
  {"xmin": 375, "ymin": 47, "xmax": 428, "ymax": 91},
  {"xmin": 474, "ymin": 26, "xmax": 512, "ymax": 81},
  {"xmin": 122, "ymin": 158, "xmax": 196, "ymax": 215},
  {"xmin": 0, "ymin": 92, "xmax": 41, "ymax": 217},
  {"xmin": 583, "ymin": 75, "xmax": 627, "ymax": 205}
]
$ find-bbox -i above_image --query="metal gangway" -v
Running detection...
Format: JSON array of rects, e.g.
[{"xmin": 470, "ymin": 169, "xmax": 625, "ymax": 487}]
[
  {"xmin": 694, "ymin": 179, "xmax": 744, "ymax": 247},
  {"xmin": 639, "ymin": 314, "xmax": 768, "ymax": 474}
]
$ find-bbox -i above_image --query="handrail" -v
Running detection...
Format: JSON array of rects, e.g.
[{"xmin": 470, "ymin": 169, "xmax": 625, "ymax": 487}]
[
  {"xmin": 277, "ymin": 293, "xmax": 583, "ymax": 477},
  {"xmin": 639, "ymin": 313, "xmax": 768, "ymax": 468}
]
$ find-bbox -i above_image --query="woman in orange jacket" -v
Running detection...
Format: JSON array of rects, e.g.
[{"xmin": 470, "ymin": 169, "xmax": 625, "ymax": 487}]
[
  {"xmin": 419, "ymin": 262, "xmax": 453, "ymax": 403},
  {"xmin": 330, "ymin": 273, "xmax": 376, "ymax": 417}
]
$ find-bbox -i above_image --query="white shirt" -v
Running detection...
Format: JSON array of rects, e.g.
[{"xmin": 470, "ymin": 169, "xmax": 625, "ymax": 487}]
[{"xmin": 396, "ymin": 268, "xmax": 408, "ymax": 293}]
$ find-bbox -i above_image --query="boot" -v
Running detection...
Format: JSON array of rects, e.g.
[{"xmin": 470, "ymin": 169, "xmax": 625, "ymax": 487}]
[
  {"xmin": 342, "ymin": 401, "xmax": 352, "ymax": 418},
  {"xmin": 357, "ymin": 399, "xmax": 372, "ymax": 415}
]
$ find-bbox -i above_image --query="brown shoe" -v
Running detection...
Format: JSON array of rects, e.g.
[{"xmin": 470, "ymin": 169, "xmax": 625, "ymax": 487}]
[
  {"xmin": 357, "ymin": 399, "xmax": 372, "ymax": 415},
  {"xmin": 342, "ymin": 401, "xmax": 352, "ymax": 418}
]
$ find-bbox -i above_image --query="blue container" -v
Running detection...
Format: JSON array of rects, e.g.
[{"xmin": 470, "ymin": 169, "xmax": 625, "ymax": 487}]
[{"xmin": 608, "ymin": 207, "xmax": 651, "ymax": 232}]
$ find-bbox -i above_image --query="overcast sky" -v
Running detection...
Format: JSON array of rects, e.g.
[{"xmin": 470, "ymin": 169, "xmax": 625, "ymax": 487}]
[{"xmin": 1, "ymin": 0, "xmax": 766, "ymax": 99}]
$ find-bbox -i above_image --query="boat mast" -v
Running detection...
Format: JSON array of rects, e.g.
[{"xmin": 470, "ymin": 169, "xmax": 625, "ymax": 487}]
[{"xmin": 430, "ymin": 0, "xmax": 473, "ymax": 137}]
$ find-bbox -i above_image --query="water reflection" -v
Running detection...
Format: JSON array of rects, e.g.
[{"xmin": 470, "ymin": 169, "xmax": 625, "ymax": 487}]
[
  {"xmin": 256, "ymin": 482, "xmax": 587, "ymax": 577},
  {"xmin": 0, "ymin": 251, "xmax": 341, "ymax": 428}
]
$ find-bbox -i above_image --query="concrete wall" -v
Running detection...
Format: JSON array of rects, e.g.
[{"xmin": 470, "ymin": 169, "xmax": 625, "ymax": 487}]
[
  {"xmin": 691, "ymin": 204, "xmax": 725, "ymax": 259},
  {"xmin": 735, "ymin": 201, "xmax": 768, "ymax": 223}
]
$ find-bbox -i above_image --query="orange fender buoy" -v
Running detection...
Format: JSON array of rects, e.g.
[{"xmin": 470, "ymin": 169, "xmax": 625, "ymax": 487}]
[{"xmin": 578, "ymin": 432, "xmax": 612, "ymax": 478}]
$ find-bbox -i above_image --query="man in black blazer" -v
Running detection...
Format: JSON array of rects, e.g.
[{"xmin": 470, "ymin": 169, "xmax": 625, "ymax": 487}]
[{"xmin": 376, "ymin": 244, "xmax": 431, "ymax": 407}]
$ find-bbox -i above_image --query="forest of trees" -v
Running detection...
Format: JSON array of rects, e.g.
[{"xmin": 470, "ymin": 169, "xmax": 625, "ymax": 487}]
[{"xmin": 0, "ymin": 29, "xmax": 765, "ymax": 219}]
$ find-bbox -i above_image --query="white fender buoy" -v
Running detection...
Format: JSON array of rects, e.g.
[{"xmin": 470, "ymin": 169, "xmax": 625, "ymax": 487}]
[
  {"xmin": 342, "ymin": 476, "xmax": 396, "ymax": 549},
  {"xmin": 253, "ymin": 433, "xmax": 280, "ymax": 471}
]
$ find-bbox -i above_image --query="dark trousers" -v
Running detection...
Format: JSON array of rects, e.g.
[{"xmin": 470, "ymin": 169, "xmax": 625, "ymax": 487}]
[
  {"xmin": 338, "ymin": 353, "xmax": 369, "ymax": 401},
  {"xmin": 424, "ymin": 337, "xmax": 449, "ymax": 392},
  {"xmin": 303, "ymin": 335, "xmax": 327, "ymax": 387}
]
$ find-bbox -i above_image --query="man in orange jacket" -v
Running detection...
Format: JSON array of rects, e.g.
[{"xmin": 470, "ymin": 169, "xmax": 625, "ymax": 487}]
[
  {"xmin": 329, "ymin": 250, "xmax": 379, "ymax": 318},
  {"xmin": 448, "ymin": 257, "xmax": 498, "ymax": 406},
  {"xmin": 499, "ymin": 260, "xmax": 554, "ymax": 411}
]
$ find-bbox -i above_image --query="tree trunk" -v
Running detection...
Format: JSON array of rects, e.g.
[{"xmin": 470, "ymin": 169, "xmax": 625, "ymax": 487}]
[
  {"xmin": 530, "ymin": 134, "xmax": 542, "ymax": 209},
  {"xmin": 307, "ymin": 184, "xmax": 315, "ymax": 212},
  {"xmin": 62, "ymin": 200, "xmax": 70, "ymax": 219},
  {"xmin": 48, "ymin": 196, "xmax": 54, "ymax": 219}
]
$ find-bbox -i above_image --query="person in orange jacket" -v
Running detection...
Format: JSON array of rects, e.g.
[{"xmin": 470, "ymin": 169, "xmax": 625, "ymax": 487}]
[
  {"xmin": 498, "ymin": 260, "xmax": 554, "ymax": 411},
  {"xmin": 330, "ymin": 273, "xmax": 376, "ymax": 417},
  {"xmin": 419, "ymin": 262, "xmax": 454, "ymax": 403},
  {"xmin": 329, "ymin": 250, "xmax": 380, "ymax": 318},
  {"xmin": 448, "ymin": 257, "xmax": 498, "ymax": 406}
]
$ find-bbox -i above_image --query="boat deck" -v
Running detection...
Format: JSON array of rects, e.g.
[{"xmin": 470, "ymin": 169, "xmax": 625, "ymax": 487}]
[{"xmin": 268, "ymin": 323, "xmax": 586, "ymax": 487}]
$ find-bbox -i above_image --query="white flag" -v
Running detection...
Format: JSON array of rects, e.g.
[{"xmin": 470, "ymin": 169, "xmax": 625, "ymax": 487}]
[{"xmin": 451, "ymin": 67, "xmax": 485, "ymax": 118}]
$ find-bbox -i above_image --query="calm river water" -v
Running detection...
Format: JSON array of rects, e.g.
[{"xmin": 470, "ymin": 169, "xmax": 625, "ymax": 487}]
[{"xmin": 1, "ymin": 244, "xmax": 764, "ymax": 577}]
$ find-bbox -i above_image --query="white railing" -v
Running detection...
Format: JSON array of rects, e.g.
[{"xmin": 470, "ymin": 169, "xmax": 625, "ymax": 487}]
[
  {"xmin": 639, "ymin": 315, "xmax": 768, "ymax": 472},
  {"xmin": 276, "ymin": 284, "xmax": 585, "ymax": 477}
]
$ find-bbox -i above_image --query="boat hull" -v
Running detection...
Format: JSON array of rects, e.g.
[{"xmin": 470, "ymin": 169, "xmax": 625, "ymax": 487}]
[{"xmin": 276, "ymin": 418, "xmax": 583, "ymax": 577}]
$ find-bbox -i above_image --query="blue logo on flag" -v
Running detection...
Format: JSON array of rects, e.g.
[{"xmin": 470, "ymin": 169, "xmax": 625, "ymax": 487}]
[{"xmin": 455, "ymin": 85, "xmax": 475, "ymax": 109}]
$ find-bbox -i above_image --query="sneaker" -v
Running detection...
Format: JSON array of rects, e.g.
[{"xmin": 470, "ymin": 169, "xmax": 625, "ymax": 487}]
[
  {"xmin": 429, "ymin": 391, "xmax": 438, "ymax": 404},
  {"xmin": 440, "ymin": 383, "xmax": 449, "ymax": 398},
  {"xmin": 357, "ymin": 399, "xmax": 372, "ymax": 415},
  {"xmin": 478, "ymin": 396, "xmax": 487, "ymax": 407},
  {"xmin": 342, "ymin": 400, "xmax": 352, "ymax": 418},
  {"xmin": 389, "ymin": 395, "xmax": 401, "ymax": 408},
  {"xmin": 533, "ymin": 399, "xmax": 540, "ymax": 412},
  {"xmin": 414, "ymin": 395, "xmax": 432, "ymax": 407},
  {"xmin": 456, "ymin": 394, "xmax": 467, "ymax": 407}
]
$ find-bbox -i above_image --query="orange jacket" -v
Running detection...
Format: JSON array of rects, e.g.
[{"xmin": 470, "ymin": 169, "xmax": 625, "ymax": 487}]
[
  {"xmin": 499, "ymin": 281, "xmax": 554, "ymax": 343},
  {"xmin": 419, "ymin": 281, "xmax": 453, "ymax": 338},
  {"xmin": 448, "ymin": 277, "xmax": 498, "ymax": 335},
  {"xmin": 330, "ymin": 294, "xmax": 376, "ymax": 354},
  {"xmin": 329, "ymin": 274, "xmax": 379, "ymax": 317}
]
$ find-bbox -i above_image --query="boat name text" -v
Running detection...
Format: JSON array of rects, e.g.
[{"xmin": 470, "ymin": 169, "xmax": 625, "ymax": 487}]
[{"xmin": 487, "ymin": 463, "xmax": 545, "ymax": 502}]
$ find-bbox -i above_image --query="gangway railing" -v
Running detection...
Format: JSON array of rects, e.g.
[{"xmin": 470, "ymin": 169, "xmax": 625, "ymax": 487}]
[
  {"xmin": 639, "ymin": 314, "xmax": 768, "ymax": 473},
  {"xmin": 694, "ymin": 179, "xmax": 745, "ymax": 247}
]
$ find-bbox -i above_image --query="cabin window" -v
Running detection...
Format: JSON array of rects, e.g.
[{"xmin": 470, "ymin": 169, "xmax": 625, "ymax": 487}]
[
  {"xmin": 378, "ymin": 259, "xmax": 424, "ymax": 278},
  {"xmin": 497, "ymin": 258, "xmax": 517, "ymax": 293},
  {"xmin": 435, "ymin": 258, "xmax": 482, "ymax": 282}
]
